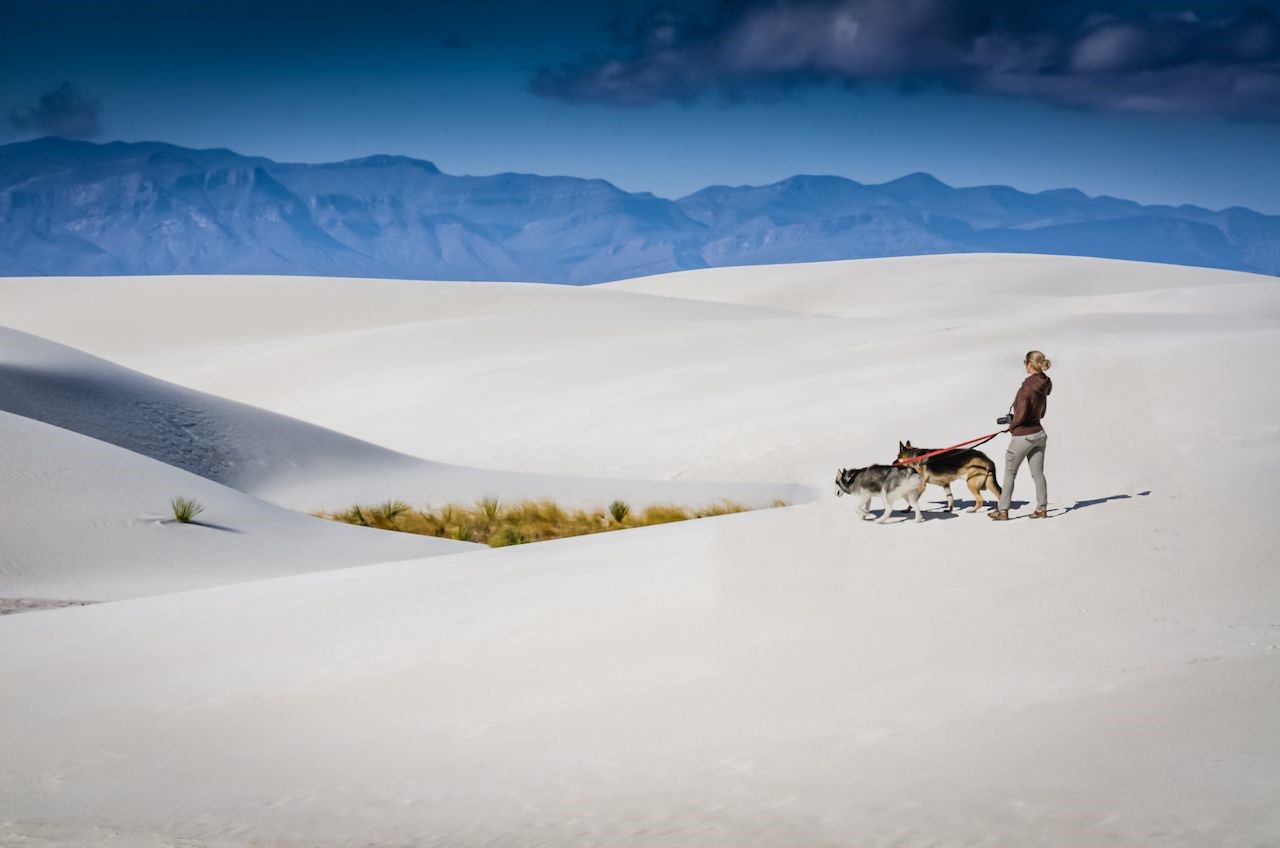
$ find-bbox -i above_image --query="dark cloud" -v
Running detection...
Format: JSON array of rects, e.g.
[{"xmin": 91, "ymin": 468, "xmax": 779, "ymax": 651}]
[
  {"xmin": 7, "ymin": 82, "xmax": 102, "ymax": 138},
  {"xmin": 530, "ymin": 1, "xmax": 1280, "ymax": 120}
]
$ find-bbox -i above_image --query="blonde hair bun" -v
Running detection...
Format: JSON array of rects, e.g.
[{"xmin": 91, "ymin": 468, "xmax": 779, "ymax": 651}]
[{"xmin": 1025, "ymin": 350, "xmax": 1052, "ymax": 372}]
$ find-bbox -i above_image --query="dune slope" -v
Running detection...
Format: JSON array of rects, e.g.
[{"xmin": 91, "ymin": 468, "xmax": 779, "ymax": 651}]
[
  {"xmin": 0, "ymin": 410, "xmax": 475, "ymax": 601},
  {"xmin": 0, "ymin": 325, "xmax": 804, "ymax": 511}
]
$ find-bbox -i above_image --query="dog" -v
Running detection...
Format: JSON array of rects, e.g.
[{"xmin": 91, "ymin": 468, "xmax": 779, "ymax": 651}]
[
  {"xmin": 896, "ymin": 440, "xmax": 1002, "ymax": 512},
  {"xmin": 835, "ymin": 464, "xmax": 925, "ymax": 523}
]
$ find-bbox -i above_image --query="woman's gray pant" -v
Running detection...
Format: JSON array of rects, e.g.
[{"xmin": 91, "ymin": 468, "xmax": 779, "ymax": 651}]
[{"xmin": 997, "ymin": 430, "xmax": 1048, "ymax": 511}]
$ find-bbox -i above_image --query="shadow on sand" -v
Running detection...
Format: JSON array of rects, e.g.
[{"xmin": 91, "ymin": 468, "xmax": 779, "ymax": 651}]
[
  {"xmin": 1056, "ymin": 490, "xmax": 1151, "ymax": 516},
  {"xmin": 160, "ymin": 519, "xmax": 245, "ymax": 534},
  {"xmin": 891, "ymin": 490, "xmax": 1153, "ymax": 521}
]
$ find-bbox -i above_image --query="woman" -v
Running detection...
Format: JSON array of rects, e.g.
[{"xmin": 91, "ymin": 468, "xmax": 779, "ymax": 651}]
[{"xmin": 990, "ymin": 350, "xmax": 1052, "ymax": 521}]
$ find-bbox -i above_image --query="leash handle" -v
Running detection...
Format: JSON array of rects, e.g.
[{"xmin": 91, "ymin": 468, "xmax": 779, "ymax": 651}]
[{"xmin": 894, "ymin": 429, "xmax": 1007, "ymax": 466}]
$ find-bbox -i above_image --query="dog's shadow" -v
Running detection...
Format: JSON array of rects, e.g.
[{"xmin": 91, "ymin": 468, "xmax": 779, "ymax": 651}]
[
  {"xmin": 873, "ymin": 503, "xmax": 960, "ymax": 522},
  {"xmin": 867, "ymin": 491, "xmax": 1152, "ymax": 523},
  {"xmin": 931, "ymin": 491, "xmax": 1151, "ymax": 518},
  {"xmin": 926, "ymin": 499, "xmax": 1001, "ymax": 514}
]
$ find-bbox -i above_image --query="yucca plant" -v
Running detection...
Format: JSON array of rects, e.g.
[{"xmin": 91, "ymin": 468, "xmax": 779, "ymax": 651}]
[
  {"xmin": 376, "ymin": 499, "xmax": 411, "ymax": 522},
  {"xmin": 342, "ymin": 505, "xmax": 371, "ymax": 526},
  {"xmin": 608, "ymin": 500, "xmax": 631, "ymax": 524},
  {"xmin": 170, "ymin": 496, "xmax": 204, "ymax": 524},
  {"xmin": 478, "ymin": 496, "xmax": 502, "ymax": 523}
]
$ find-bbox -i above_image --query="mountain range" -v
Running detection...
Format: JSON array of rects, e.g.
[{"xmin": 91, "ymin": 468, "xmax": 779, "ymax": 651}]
[{"xmin": 2, "ymin": 136, "xmax": 1277, "ymax": 283}]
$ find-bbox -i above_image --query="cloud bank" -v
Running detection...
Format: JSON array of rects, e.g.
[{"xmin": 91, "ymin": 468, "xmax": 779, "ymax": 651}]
[
  {"xmin": 7, "ymin": 83, "xmax": 102, "ymax": 139},
  {"xmin": 531, "ymin": 1, "xmax": 1280, "ymax": 120}
]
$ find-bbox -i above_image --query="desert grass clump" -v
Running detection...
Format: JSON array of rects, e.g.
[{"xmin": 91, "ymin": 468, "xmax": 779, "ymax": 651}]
[
  {"xmin": 170, "ymin": 496, "xmax": 205, "ymax": 524},
  {"xmin": 640, "ymin": 503, "xmax": 691, "ymax": 524},
  {"xmin": 352, "ymin": 499, "xmax": 409, "ymax": 530},
  {"xmin": 478, "ymin": 496, "xmax": 502, "ymax": 523},
  {"xmin": 377, "ymin": 499, "xmax": 412, "ymax": 521},
  {"xmin": 317, "ymin": 497, "xmax": 779, "ymax": 548},
  {"xmin": 489, "ymin": 524, "xmax": 528, "ymax": 547},
  {"xmin": 342, "ymin": 505, "xmax": 372, "ymax": 526}
]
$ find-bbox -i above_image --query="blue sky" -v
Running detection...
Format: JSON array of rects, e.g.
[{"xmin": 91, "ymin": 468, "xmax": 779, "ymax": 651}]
[{"xmin": 4, "ymin": 0, "xmax": 1279, "ymax": 212}]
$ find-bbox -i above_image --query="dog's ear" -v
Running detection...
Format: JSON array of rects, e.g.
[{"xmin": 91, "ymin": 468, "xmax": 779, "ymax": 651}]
[
  {"xmin": 905, "ymin": 440, "xmax": 913, "ymax": 449},
  {"xmin": 898, "ymin": 441, "xmax": 905, "ymax": 451}
]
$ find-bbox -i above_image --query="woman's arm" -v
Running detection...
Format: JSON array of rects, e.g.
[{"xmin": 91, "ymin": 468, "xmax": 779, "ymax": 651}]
[{"xmin": 1008, "ymin": 384, "xmax": 1032, "ymax": 430}]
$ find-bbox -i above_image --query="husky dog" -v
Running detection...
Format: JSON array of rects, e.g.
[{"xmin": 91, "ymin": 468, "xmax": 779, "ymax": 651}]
[
  {"xmin": 896, "ymin": 440, "xmax": 1002, "ymax": 512},
  {"xmin": 835, "ymin": 464, "xmax": 925, "ymax": 523}
]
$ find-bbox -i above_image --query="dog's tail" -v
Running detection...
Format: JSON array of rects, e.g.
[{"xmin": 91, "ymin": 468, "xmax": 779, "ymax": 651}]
[{"xmin": 984, "ymin": 457, "xmax": 1002, "ymax": 497}]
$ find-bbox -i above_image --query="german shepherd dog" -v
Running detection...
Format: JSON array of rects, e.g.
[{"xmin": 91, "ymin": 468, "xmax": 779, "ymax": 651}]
[
  {"xmin": 835, "ymin": 464, "xmax": 925, "ymax": 523},
  {"xmin": 896, "ymin": 441, "xmax": 1002, "ymax": 512}
]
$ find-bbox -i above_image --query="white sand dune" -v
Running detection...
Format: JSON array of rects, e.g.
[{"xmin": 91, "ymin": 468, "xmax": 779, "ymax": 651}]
[
  {"xmin": 0, "ymin": 409, "xmax": 475, "ymax": 601},
  {"xmin": 1, "ymin": 255, "xmax": 1278, "ymax": 846},
  {"xmin": 605, "ymin": 252, "xmax": 1280, "ymax": 314},
  {"xmin": 0, "ymin": 326, "xmax": 805, "ymax": 512},
  {"xmin": 2, "ymin": 255, "xmax": 1275, "ymax": 488}
]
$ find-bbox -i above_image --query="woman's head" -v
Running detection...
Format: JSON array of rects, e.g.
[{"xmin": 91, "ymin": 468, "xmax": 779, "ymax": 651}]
[{"xmin": 1024, "ymin": 350, "xmax": 1051, "ymax": 373}]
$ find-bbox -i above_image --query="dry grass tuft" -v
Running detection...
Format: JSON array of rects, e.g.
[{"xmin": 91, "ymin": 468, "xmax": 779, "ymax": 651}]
[
  {"xmin": 316, "ymin": 496, "xmax": 777, "ymax": 548},
  {"xmin": 170, "ymin": 496, "xmax": 205, "ymax": 523}
]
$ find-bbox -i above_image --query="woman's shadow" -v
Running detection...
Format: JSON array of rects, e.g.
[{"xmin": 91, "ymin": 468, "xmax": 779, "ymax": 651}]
[{"xmin": 1058, "ymin": 490, "xmax": 1151, "ymax": 515}]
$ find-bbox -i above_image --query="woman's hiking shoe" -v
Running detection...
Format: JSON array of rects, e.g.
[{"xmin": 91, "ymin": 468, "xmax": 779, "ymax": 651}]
[
  {"xmin": 1029, "ymin": 508, "xmax": 1048, "ymax": 519},
  {"xmin": 988, "ymin": 510, "xmax": 1010, "ymax": 521}
]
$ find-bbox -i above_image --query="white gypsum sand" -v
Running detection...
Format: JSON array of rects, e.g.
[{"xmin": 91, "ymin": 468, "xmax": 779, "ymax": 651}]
[{"xmin": 0, "ymin": 254, "xmax": 1277, "ymax": 846}]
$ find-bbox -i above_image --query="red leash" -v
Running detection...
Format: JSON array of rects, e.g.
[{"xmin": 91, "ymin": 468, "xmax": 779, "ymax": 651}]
[{"xmin": 894, "ymin": 429, "xmax": 1008, "ymax": 466}]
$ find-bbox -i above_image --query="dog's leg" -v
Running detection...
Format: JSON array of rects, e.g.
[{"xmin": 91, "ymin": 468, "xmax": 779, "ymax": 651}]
[
  {"xmin": 856, "ymin": 493, "xmax": 872, "ymax": 519},
  {"xmin": 967, "ymin": 474, "xmax": 984, "ymax": 512},
  {"xmin": 906, "ymin": 486, "xmax": 924, "ymax": 523},
  {"xmin": 877, "ymin": 486, "xmax": 894, "ymax": 523},
  {"xmin": 943, "ymin": 482, "xmax": 954, "ymax": 512}
]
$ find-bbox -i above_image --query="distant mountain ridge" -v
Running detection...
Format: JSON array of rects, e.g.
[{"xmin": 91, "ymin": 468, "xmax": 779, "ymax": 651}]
[{"xmin": 2, "ymin": 136, "xmax": 1276, "ymax": 283}]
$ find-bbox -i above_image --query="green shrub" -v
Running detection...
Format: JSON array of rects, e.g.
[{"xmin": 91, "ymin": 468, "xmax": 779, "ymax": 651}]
[{"xmin": 608, "ymin": 500, "xmax": 631, "ymax": 524}]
